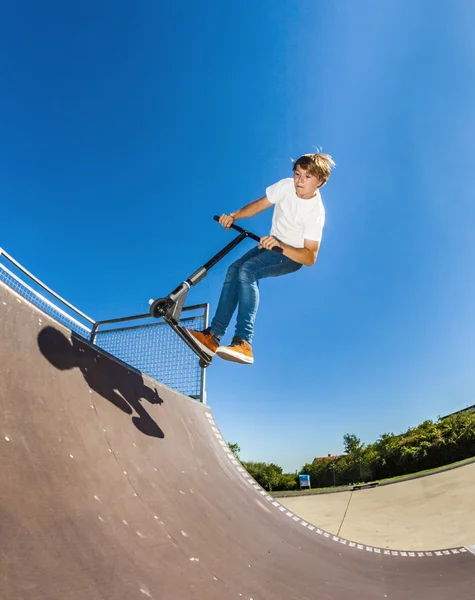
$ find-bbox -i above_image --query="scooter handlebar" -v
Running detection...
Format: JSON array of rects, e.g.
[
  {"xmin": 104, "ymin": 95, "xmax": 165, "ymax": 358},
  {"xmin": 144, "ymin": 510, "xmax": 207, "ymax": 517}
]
[{"xmin": 213, "ymin": 215, "xmax": 283, "ymax": 254}]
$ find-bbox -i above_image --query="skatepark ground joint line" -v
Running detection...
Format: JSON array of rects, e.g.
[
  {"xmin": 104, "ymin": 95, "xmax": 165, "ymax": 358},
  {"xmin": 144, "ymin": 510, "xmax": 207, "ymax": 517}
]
[{"xmin": 336, "ymin": 490, "xmax": 354, "ymax": 537}]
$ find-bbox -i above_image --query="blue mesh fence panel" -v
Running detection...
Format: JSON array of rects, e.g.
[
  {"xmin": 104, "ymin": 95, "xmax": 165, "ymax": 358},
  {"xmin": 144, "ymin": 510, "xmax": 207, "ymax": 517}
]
[
  {"xmin": 94, "ymin": 313, "xmax": 205, "ymax": 399},
  {"xmin": 0, "ymin": 263, "xmax": 92, "ymax": 338}
]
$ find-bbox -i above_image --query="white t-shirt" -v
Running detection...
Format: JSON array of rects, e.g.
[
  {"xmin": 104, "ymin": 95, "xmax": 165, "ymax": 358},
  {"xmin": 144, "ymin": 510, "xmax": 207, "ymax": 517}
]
[{"xmin": 265, "ymin": 178, "xmax": 325, "ymax": 248}]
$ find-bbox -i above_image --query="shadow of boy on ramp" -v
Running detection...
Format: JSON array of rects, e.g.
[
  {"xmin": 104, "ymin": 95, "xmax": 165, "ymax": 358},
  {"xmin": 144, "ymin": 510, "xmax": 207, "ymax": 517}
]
[{"xmin": 38, "ymin": 326, "xmax": 165, "ymax": 438}]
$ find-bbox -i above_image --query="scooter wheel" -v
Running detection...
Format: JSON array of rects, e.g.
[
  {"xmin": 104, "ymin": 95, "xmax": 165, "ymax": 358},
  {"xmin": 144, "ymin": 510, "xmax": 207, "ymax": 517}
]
[
  {"xmin": 150, "ymin": 297, "xmax": 168, "ymax": 318},
  {"xmin": 199, "ymin": 358, "xmax": 211, "ymax": 369}
]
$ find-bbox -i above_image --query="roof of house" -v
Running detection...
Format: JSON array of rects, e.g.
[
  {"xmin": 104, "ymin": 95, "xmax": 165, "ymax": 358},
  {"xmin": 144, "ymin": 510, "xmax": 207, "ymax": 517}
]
[{"xmin": 313, "ymin": 454, "xmax": 343, "ymax": 462}]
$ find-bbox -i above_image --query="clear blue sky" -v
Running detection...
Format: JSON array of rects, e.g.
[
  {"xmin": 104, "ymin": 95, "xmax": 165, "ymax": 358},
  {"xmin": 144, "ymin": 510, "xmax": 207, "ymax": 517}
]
[{"xmin": 2, "ymin": 1, "xmax": 475, "ymax": 472}]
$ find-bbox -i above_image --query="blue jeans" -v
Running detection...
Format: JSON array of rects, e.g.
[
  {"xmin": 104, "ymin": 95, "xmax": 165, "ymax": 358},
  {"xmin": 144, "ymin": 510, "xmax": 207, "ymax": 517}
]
[{"xmin": 210, "ymin": 246, "xmax": 303, "ymax": 344}]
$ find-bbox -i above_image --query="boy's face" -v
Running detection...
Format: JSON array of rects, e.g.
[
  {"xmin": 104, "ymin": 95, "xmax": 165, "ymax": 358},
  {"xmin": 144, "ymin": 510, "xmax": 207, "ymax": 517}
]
[{"xmin": 293, "ymin": 166, "xmax": 321, "ymax": 199}]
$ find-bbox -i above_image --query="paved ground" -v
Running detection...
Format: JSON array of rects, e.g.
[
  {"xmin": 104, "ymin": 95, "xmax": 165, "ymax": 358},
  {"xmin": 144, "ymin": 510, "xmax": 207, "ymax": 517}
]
[{"xmin": 279, "ymin": 463, "xmax": 475, "ymax": 550}]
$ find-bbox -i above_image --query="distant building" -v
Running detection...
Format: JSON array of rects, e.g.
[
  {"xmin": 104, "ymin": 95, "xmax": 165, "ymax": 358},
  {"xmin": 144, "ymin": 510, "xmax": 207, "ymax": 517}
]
[
  {"xmin": 440, "ymin": 405, "xmax": 475, "ymax": 420},
  {"xmin": 313, "ymin": 454, "xmax": 344, "ymax": 463}
]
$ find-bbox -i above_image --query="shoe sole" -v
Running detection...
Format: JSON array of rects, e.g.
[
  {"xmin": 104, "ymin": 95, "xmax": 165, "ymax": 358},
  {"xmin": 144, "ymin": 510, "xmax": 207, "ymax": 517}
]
[
  {"xmin": 186, "ymin": 331, "xmax": 217, "ymax": 357},
  {"xmin": 216, "ymin": 347, "xmax": 254, "ymax": 364}
]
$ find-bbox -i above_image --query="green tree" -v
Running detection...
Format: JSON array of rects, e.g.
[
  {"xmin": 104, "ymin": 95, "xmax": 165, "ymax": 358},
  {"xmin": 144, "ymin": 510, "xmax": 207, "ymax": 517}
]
[
  {"xmin": 343, "ymin": 433, "xmax": 362, "ymax": 455},
  {"xmin": 300, "ymin": 459, "xmax": 339, "ymax": 488},
  {"xmin": 228, "ymin": 442, "xmax": 241, "ymax": 461},
  {"xmin": 279, "ymin": 473, "xmax": 299, "ymax": 491},
  {"xmin": 243, "ymin": 461, "xmax": 283, "ymax": 492}
]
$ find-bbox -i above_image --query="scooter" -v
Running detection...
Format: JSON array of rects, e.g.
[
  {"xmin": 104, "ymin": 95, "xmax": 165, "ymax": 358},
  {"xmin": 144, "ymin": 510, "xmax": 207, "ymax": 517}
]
[{"xmin": 149, "ymin": 215, "xmax": 282, "ymax": 367}]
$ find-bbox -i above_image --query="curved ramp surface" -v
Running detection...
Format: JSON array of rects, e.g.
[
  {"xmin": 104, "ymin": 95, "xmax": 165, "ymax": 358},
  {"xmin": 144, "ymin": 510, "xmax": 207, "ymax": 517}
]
[{"xmin": 0, "ymin": 281, "xmax": 474, "ymax": 600}]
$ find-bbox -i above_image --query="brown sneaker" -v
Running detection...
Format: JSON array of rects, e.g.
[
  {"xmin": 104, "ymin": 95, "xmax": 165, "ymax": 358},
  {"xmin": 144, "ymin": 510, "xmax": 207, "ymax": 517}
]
[
  {"xmin": 216, "ymin": 336, "xmax": 254, "ymax": 364},
  {"xmin": 186, "ymin": 327, "xmax": 219, "ymax": 356}
]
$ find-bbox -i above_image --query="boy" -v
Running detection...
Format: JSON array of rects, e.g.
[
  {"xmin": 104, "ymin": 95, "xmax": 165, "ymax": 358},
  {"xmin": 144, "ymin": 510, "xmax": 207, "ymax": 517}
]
[{"xmin": 187, "ymin": 152, "xmax": 335, "ymax": 364}]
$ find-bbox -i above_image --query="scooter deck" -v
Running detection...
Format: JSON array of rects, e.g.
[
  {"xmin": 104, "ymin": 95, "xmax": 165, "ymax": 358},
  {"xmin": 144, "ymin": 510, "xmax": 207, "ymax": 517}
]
[{"xmin": 164, "ymin": 318, "xmax": 212, "ymax": 367}]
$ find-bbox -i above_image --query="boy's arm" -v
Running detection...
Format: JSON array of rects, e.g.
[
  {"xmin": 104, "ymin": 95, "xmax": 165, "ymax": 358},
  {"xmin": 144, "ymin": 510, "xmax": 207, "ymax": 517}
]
[
  {"xmin": 219, "ymin": 196, "xmax": 272, "ymax": 229},
  {"xmin": 260, "ymin": 237, "xmax": 320, "ymax": 267}
]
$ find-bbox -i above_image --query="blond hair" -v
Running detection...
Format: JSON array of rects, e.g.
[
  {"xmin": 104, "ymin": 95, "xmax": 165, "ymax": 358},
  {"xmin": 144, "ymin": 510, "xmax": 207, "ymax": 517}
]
[{"xmin": 293, "ymin": 152, "xmax": 336, "ymax": 187}]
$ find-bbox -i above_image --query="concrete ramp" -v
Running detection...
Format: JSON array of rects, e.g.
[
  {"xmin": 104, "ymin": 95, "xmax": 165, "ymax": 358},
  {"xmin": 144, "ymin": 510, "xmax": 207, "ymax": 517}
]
[{"xmin": 0, "ymin": 280, "xmax": 474, "ymax": 600}]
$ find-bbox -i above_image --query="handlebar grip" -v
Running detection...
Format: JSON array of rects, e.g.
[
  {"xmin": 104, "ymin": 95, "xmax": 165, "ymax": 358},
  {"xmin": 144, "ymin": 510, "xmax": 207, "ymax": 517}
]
[
  {"xmin": 213, "ymin": 215, "xmax": 283, "ymax": 254},
  {"xmin": 213, "ymin": 214, "xmax": 241, "ymax": 233}
]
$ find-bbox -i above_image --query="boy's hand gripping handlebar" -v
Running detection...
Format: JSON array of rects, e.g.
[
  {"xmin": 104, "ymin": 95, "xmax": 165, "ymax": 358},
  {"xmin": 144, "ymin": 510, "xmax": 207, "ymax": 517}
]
[{"xmin": 213, "ymin": 215, "xmax": 283, "ymax": 254}]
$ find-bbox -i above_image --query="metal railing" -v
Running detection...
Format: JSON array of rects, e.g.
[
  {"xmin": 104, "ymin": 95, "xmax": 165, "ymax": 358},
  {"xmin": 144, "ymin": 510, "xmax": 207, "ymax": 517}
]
[
  {"xmin": 0, "ymin": 250, "xmax": 93, "ymax": 338},
  {"xmin": 0, "ymin": 248, "xmax": 95, "ymax": 325},
  {"xmin": 0, "ymin": 248, "xmax": 208, "ymax": 402}
]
